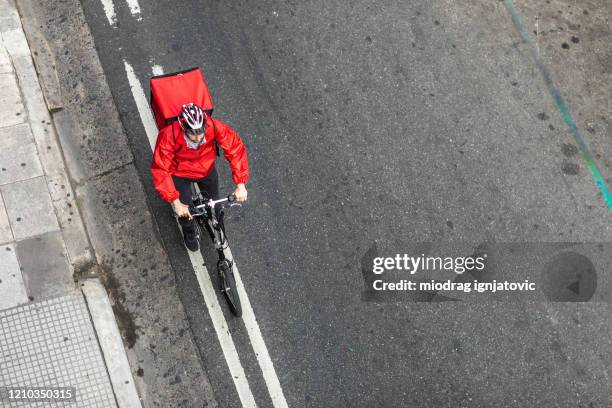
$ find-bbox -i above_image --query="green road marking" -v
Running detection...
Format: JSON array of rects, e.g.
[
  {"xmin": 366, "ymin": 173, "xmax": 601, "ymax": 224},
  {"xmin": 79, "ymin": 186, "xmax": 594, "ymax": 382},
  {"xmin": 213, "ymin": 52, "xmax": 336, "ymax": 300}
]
[{"xmin": 503, "ymin": 0, "xmax": 612, "ymax": 211}]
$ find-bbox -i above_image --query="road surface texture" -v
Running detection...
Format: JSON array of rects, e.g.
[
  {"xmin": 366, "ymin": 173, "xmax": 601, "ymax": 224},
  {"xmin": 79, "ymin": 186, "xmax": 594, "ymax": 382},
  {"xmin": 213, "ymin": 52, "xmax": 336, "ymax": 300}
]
[{"xmin": 35, "ymin": 0, "xmax": 612, "ymax": 406}]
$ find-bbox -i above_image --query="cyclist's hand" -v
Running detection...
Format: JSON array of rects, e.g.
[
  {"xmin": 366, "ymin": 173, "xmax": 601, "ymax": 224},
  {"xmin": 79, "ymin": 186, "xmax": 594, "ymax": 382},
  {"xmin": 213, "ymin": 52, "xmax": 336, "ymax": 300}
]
[
  {"xmin": 232, "ymin": 183, "xmax": 248, "ymax": 203},
  {"xmin": 172, "ymin": 199, "xmax": 192, "ymax": 219}
]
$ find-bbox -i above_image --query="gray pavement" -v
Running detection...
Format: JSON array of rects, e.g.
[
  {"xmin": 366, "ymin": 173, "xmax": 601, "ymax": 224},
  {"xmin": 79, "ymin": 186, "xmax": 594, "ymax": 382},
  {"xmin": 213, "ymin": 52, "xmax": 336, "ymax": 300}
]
[{"xmin": 0, "ymin": 1, "xmax": 140, "ymax": 406}]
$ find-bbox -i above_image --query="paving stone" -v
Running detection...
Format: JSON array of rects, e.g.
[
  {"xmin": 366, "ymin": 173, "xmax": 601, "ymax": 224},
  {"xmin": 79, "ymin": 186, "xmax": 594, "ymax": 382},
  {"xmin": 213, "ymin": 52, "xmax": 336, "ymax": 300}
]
[
  {"xmin": 0, "ymin": 73, "xmax": 25, "ymax": 128},
  {"xmin": 0, "ymin": 16, "xmax": 20, "ymax": 33},
  {"xmin": 0, "ymin": 122, "xmax": 33, "ymax": 146},
  {"xmin": 0, "ymin": 45, "xmax": 11, "ymax": 74},
  {"xmin": 10, "ymin": 55, "xmax": 72, "ymax": 180},
  {"xmin": 0, "ymin": 124, "xmax": 44, "ymax": 186},
  {"xmin": 0, "ymin": 0, "xmax": 20, "ymax": 22},
  {"xmin": 0, "ymin": 243, "xmax": 27, "ymax": 309},
  {"xmin": 47, "ymin": 174, "xmax": 93, "ymax": 271},
  {"xmin": 0, "ymin": 141, "xmax": 42, "ymax": 185},
  {"xmin": 0, "ymin": 176, "xmax": 59, "ymax": 240},
  {"xmin": 0, "ymin": 192, "xmax": 12, "ymax": 244},
  {"xmin": 16, "ymin": 230, "xmax": 72, "ymax": 300},
  {"xmin": 0, "ymin": 293, "xmax": 117, "ymax": 407},
  {"xmin": 1, "ymin": 27, "xmax": 31, "ymax": 58}
]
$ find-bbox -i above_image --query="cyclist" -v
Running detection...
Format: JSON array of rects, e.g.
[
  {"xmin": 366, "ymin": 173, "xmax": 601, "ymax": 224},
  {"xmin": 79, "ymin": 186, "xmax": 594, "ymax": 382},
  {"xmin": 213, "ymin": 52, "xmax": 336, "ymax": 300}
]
[{"xmin": 151, "ymin": 103, "xmax": 249, "ymax": 251}]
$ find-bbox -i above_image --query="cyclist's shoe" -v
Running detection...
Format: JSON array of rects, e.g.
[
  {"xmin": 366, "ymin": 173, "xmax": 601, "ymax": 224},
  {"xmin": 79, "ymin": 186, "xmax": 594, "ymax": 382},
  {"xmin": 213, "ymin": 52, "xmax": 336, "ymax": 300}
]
[{"xmin": 183, "ymin": 229, "xmax": 200, "ymax": 252}]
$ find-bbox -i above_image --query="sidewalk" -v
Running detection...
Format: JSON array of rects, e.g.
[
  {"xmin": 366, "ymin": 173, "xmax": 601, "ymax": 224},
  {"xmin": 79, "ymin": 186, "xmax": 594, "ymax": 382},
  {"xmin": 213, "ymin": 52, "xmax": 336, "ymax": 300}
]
[
  {"xmin": 0, "ymin": 0, "xmax": 140, "ymax": 406},
  {"xmin": 0, "ymin": 0, "xmax": 90, "ymax": 304}
]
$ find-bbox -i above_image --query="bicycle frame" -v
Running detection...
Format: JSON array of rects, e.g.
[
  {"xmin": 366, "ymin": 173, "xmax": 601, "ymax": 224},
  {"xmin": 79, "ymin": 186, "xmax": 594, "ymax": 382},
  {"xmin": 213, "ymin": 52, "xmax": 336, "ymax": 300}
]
[
  {"xmin": 189, "ymin": 185, "xmax": 238, "ymax": 262},
  {"xmin": 186, "ymin": 183, "xmax": 243, "ymax": 316}
]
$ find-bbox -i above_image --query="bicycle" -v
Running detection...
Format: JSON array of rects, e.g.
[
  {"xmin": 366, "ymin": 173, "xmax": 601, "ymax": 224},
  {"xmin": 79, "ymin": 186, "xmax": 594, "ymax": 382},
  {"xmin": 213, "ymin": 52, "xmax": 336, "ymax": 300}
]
[{"xmin": 187, "ymin": 183, "xmax": 243, "ymax": 317}]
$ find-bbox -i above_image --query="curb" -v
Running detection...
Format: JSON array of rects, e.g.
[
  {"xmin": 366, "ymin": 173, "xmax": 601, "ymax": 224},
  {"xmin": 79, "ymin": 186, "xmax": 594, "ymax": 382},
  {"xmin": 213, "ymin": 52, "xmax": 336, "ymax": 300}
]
[{"xmin": 82, "ymin": 279, "xmax": 142, "ymax": 408}]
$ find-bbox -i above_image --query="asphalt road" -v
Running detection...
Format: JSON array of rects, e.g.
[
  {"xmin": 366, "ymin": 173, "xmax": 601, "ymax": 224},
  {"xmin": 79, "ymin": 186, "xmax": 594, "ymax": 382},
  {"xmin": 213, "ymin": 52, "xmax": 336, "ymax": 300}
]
[{"xmin": 78, "ymin": 0, "xmax": 612, "ymax": 406}]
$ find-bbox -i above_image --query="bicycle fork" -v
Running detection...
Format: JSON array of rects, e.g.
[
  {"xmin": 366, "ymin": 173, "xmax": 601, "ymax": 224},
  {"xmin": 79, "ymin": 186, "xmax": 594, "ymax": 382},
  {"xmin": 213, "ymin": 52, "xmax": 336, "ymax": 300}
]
[{"xmin": 201, "ymin": 218, "xmax": 233, "ymax": 289}]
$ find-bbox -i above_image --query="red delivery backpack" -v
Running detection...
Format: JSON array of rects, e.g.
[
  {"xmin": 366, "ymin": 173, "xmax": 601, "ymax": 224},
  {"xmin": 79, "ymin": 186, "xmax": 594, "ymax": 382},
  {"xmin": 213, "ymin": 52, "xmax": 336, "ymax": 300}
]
[{"xmin": 150, "ymin": 67, "xmax": 214, "ymax": 129}]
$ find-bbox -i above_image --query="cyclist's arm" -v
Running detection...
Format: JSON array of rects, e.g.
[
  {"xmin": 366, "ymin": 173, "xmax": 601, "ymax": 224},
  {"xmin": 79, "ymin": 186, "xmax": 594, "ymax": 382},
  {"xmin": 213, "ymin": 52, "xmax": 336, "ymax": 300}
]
[
  {"xmin": 151, "ymin": 127, "xmax": 181, "ymax": 203},
  {"xmin": 212, "ymin": 118, "xmax": 249, "ymax": 185}
]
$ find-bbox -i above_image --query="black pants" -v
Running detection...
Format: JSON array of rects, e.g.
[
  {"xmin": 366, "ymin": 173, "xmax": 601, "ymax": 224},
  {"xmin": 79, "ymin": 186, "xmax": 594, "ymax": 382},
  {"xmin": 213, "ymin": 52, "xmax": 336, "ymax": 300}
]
[{"xmin": 172, "ymin": 167, "xmax": 219, "ymax": 233}]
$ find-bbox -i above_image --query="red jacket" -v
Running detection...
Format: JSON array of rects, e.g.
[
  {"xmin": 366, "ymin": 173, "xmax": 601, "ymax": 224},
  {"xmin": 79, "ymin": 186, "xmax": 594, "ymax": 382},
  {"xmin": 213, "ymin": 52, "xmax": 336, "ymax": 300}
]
[{"xmin": 151, "ymin": 116, "xmax": 249, "ymax": 203}]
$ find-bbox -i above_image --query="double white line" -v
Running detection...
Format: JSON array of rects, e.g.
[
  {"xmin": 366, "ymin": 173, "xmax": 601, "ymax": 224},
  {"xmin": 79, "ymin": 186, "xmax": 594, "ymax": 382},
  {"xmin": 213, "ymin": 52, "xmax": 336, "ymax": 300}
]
[
  {"xmin": 99, "ymin": 0, "xmax": 142, "ymax": 26},
  {"xmin": 124, "ymin": 61, "xmax": 288, "ymax": 408}
]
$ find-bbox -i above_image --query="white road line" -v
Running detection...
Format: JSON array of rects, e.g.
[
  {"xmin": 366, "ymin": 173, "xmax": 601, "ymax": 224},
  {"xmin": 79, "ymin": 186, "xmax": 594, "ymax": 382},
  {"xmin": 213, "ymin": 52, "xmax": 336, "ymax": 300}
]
[
  {"xmin": 224, "ymin": 246, "xmax": 289, "ymax": 408},
  {"xmin": 123, "ymin": 61, "xmax": 158, "ymax": 148},
  {"xmin": 190, "ymin": 247, "xmax": 258, "ymax": 408},
  {"xmin": 99, "ymin": 0, "xmax": 117, "ymax": 26},
  {"xmin": 124, "ymin": 0, "xmax": 142, "ymax": 20},
  {"xmin": 124, "ymin": 61, "xmax": 257, "ymax": 407}
]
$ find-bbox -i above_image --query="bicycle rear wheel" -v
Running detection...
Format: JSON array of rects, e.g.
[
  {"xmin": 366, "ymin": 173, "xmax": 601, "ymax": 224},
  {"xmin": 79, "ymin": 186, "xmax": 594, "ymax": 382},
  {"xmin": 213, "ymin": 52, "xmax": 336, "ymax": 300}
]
[{"xmin": 218, "ymin": 259, "xmax": 242, "ymax": 317}]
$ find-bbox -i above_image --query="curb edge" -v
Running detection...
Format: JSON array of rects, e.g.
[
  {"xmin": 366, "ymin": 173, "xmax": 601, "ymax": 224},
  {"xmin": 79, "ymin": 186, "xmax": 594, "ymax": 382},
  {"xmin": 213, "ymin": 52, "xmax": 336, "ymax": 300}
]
[{"xmin": 81, "ymin": 278, "xmax": 142, "ymax": 408}]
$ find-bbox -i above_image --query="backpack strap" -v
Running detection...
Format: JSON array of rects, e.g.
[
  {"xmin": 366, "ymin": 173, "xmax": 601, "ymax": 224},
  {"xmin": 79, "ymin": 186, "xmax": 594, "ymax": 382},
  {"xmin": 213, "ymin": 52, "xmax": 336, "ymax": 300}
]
[
  {"xmin": 171, "ymin": 121, "xmax": 183, "ymax": 154},
  {"xmin": 211, "ymin": 117, "xmax": 220, "ymax": 157}
]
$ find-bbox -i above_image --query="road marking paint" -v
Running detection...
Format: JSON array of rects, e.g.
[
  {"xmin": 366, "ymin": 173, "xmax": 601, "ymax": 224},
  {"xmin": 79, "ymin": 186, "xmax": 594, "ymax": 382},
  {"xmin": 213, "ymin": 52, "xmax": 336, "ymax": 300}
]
[
  {"xmin": 124, "ymin": 0, "xmax": 142, "ymax": 20},
  {"xmin": 189, "ymin": 247, "xmax": 258, "ymax": 408},
  {"xmin": 124, "ymin": 61, "xmax": 261, "ymax": 407},
  {"xmin": 502, "ymin": 0, "xmax": 612, "ymax": 211},
  {"xmin": 99, "ymin": 0, "xmax": 117, "ymax": 26},
  {"xmin": 123, "ymin": 61, "xmax": 158, "ymax": 148},
  {"xmin": 224, "ymin": 246, "xmax": 289, "ymax": 408}
]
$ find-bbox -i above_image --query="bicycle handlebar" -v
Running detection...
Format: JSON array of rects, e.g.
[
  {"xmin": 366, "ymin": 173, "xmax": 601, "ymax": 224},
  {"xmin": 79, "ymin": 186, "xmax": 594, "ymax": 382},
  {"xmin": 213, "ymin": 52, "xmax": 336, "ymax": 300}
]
[{"xmin": 189, "ymin": 194, "xmax": 240, "ymax": 216}]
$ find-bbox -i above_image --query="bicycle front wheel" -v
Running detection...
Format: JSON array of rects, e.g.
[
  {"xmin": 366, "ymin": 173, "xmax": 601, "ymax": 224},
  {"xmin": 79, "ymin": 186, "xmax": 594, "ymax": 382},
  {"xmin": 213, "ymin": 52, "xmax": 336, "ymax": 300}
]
[{"xmin": 218, "ymin": 259, "xmax": 242, "ymax": 317}]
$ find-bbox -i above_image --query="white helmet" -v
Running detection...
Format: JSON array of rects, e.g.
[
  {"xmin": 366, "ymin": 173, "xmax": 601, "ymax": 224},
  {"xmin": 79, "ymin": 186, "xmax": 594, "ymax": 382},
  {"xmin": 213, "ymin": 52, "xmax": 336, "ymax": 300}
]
[{"xmin": 178, "ymin": 103, "xmax": 205, "ymax": 134}]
